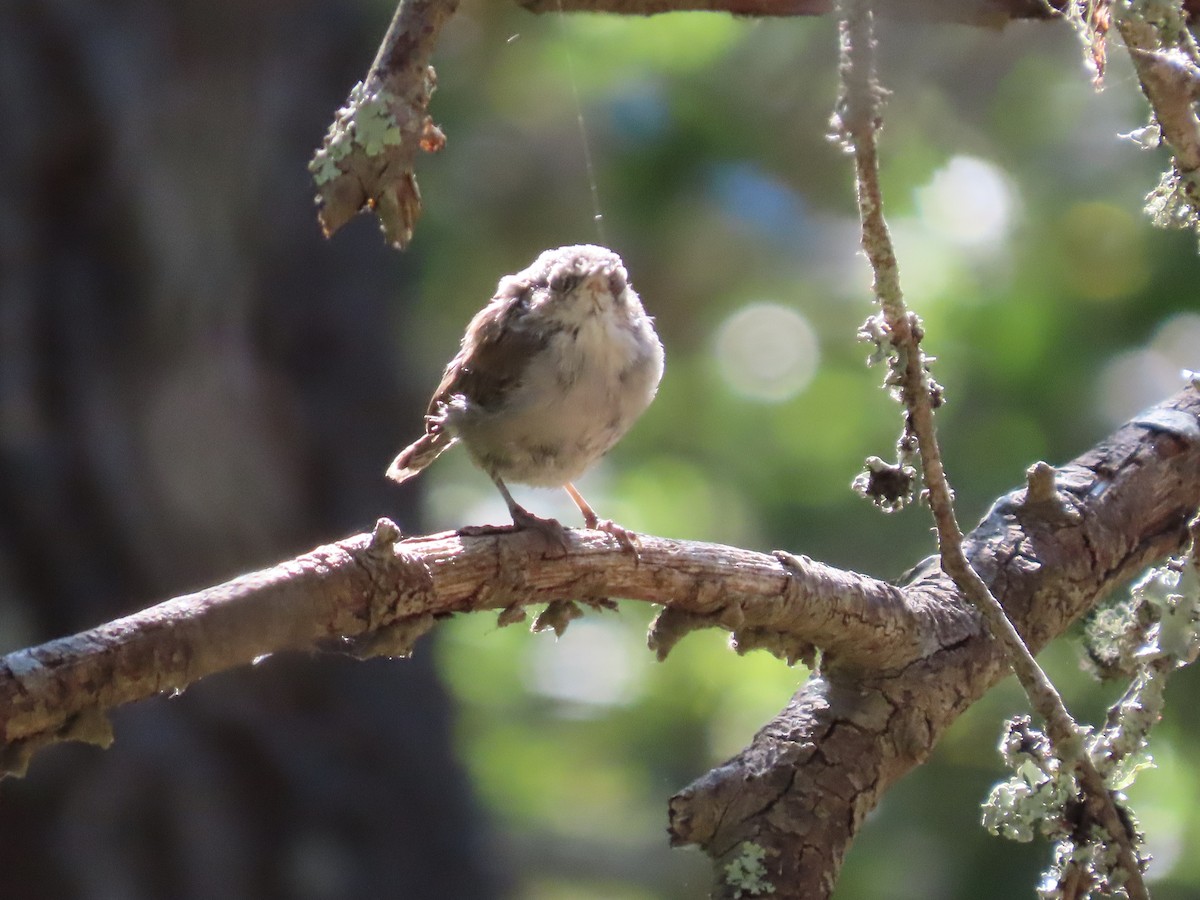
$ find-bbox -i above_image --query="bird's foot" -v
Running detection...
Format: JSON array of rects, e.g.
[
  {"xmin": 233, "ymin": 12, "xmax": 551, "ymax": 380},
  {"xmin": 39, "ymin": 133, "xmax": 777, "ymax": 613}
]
[
  {"xmin": 458, "ymin": 512, "xmax": 571, "ymax": 556},
  {"xmin": 509, "ymin": 506, "xmax": 572, "ymax": 555},
  {"xmin": 562, "ymin": 483, "xmax": 638, "ymax": 556},
  {"xmin": 582, "ymin": 514, "xmax": 639, "ymax": 556}
]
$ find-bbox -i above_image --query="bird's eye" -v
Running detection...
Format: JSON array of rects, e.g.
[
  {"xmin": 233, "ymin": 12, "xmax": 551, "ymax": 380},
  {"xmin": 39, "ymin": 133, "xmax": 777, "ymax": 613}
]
[
  {"xmin": 550, "ymin": 272, "xmax": 581, "ymax": 294},
  {"xmin": 608, "ymin": 270, "xmax": 627, "ymax": 297}
]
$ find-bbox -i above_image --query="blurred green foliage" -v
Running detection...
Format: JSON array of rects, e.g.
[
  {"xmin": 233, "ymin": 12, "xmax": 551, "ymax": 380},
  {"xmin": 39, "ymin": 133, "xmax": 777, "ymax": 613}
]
[{"xmin": 380, "ymin": 2, "xmax": 1200, "ymax": 895}]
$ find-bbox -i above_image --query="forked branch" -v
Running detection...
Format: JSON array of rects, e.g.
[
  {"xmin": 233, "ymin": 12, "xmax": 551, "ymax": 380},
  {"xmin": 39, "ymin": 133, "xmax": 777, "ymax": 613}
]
[{"xmin": 3, "ymin": 386, "xmax": 1198, "ymax": 900}]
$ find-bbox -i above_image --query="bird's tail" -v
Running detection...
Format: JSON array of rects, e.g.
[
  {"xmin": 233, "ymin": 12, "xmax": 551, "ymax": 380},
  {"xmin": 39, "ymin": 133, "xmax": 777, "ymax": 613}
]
[{"xmin": 385, "ymin": 431, "xmax": 456, "ymax": 483}]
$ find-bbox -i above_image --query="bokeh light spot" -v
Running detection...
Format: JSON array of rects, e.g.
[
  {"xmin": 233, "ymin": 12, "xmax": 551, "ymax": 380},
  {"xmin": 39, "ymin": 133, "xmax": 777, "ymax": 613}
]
[
  {"xmin": 707, "ymin": 163, "xmax": 809, "ymax": 246},
  {"xmin": 1057, "ymin": 202, "xmax": 1149, "ymax": 302},
  {"xmin": 714, "ymin": 302, "xmax": 819, "ymax": 403},
  {"xmin": 524, "ymin": 619, "xmax": 646, "ymax": 715},
  {"xmin": 1097, "ymin": 312, "xmax": 1200, "ymax": 425},
  {"xmin": 916, "ymin": 155, "xmax": 1018, "ymax": 248}
]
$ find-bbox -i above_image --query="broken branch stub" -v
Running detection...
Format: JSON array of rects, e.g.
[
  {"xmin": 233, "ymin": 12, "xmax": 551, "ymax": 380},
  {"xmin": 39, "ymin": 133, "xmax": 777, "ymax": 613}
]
[{"xmin": 309, "ymin": 0, "xmax": 457, "ymax": 249}]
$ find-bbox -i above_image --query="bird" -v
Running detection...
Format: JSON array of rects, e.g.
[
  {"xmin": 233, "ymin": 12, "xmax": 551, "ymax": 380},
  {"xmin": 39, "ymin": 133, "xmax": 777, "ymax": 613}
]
[{"xmin": 386, "ymin": 244, "xmax": 664, "ymax": 549}]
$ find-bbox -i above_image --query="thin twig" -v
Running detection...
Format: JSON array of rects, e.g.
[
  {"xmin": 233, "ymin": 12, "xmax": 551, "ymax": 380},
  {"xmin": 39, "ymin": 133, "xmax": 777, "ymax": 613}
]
[
  {"xmin": 1116, "ymin": 0, "xmax": 1200, "ymax": 239},
  {"xmin": 836, "ymin": 2, "xmax": 1148, "ymax": 896},
  {"xmin": 1117, "ymin": 5, "xmax": 1200, "ymax": 175}
]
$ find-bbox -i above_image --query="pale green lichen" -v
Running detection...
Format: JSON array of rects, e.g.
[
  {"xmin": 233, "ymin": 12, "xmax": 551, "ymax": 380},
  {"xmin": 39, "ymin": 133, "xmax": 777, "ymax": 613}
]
[
  {"xmin": 1119, "ymin": 123, "xmax": 1162, "ymax": 150},
  {"xmin": 724, "ymin": 842, "xmax": 776, "ymax": 898},
  {"xmin": 1088, "ymin": 554, "xmax": 1200, "ymax": 680},
  {"xmin": 1128, "ymin": 0, "xmax": 1190, "ymax": 39},
  {"xmin": 1146, "ymin": 556, "xmax": 1200, "ymax": 661},
  {"xmin": 985, "ymin": 540, "xmax": 1200, "ymax": 897},
  {"xmin": 309, "ymin": 149, "xmax": 344, "ymax": 187},
  {"xmin": 1083, "ymin": 590, "xmax": 1149, "ymax": 680},
  {"xmin": 309, "ymin": 82, "xmax": 405, "ymax": 187},
  {"xmin": 355, "ymin": 90, "xmax": 404, "ymax": 155},
  {"xmin": 1144, "ymin": 167, "xmax": 1200, "ymax": 239},
  {"xmin": 982, "ymin": 718, "xmax": 1077, "ymax": 845}
]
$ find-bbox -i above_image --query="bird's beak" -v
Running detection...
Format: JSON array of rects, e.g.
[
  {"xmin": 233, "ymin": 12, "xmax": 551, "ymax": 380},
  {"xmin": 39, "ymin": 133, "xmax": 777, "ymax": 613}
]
[{"xmin": 584, "ymin": 271, "xmax": 608, "ymax": 310}]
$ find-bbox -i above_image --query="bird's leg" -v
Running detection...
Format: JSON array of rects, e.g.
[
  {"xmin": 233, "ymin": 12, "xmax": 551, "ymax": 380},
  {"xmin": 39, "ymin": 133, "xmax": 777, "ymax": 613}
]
[
  {"xmin": 459, "ymin": 471, "xmax": 571, "ymax": 553},
  {"xmin": 563, "ymin": 482, "xmax": 638, "ymax": 554}
]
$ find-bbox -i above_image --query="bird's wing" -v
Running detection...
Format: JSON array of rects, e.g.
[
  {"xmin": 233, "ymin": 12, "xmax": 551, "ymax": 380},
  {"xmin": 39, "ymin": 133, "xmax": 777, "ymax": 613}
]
[{"xmin": 427, "ymin": 285, "xmax": 545, "ymax": 417}]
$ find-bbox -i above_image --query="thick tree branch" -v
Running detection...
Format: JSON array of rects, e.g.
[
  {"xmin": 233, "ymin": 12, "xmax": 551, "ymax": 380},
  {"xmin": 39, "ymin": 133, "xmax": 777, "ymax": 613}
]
[
  {"xmin": 517, "ymin": 0, "xmax": 1057, "ymax": 20},
  {"xmin": 519, "ymin": 0, "xmax": 836, "ymax": 14},
  {"xmin": 1, "ymin": 519, "xmax": 953, "ymax": 776},
  {"xmin": 670, "ymin": 385, "xmax": 1200, "ymax": 898}
]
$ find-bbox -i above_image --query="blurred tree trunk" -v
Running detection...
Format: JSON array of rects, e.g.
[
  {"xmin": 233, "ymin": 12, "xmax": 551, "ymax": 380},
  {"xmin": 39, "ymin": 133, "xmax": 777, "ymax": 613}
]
[{"xmin": 0, "ymin": 1, "xmax": 505, "ymax": 896}]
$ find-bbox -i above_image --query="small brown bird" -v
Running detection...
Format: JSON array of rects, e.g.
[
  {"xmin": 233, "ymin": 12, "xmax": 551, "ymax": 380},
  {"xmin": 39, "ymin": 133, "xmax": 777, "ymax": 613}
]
[{"xmin": 387, "ymin": 244, "xmax": 664, "ymax": 548}]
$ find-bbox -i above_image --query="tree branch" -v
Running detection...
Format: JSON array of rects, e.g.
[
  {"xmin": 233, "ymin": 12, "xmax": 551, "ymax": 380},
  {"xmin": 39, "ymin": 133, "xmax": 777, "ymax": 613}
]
[
  {"xmin": 1116, "ymin": 0, "xmax": 1200, "ymax": 238},
  {"xmin": 518, "ymin": 0, "xmax": 837, "ymax": 15},
  {"xmin": 515, "ymin": 0, "xmax": 1200, "ymax": 25},
  {"xmin": 309, "ymin": 0, "xmax": 1200, "ymax": 248},
  {"xmin": 1, "ymin": 517, "xmax": 956, "ymax": 775},
  {"xmin": 1119, "ymin": 2, "xmax": 1200, "ymax": 177},
  {"xmin": 2, "ymin": 385, "xmax": 1198, "ymax": 895},
  {"xmin": 309, "ymin": 0, "xmax": 456, "ymax": 248},
  {"xmin": 670, "ymin": 384, "xmax": 1200, "ymax": 898}
]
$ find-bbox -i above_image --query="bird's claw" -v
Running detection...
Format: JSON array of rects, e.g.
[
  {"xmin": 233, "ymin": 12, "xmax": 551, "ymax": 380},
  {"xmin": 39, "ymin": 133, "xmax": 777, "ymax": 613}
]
[
  {"xmin": 510, "ymin": 506, "xmax": 572, "ymax": 555},
  {"xmin": 585, "ymin": 516, "xmax": 640, "ymax": 556}
]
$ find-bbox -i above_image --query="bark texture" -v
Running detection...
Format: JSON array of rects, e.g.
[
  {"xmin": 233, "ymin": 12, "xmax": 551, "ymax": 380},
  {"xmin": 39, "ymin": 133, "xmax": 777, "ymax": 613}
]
[{"xmin": 671, "ymin": 388, "xmax": 1200, "ymax": 898}]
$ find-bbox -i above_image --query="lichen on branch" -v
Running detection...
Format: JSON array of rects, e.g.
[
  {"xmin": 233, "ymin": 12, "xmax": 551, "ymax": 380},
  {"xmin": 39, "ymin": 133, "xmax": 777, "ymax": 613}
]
[{"xmin": 309, "ymin": 0, "xmax": 456, "ymax": 248}]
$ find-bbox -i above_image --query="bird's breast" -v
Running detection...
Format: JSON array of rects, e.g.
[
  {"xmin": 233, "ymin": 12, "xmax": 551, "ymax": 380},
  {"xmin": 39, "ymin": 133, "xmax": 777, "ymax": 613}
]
[{"xmin": 449, "ymin": 310, "xmax": 663, "ymax": 486}]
